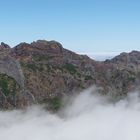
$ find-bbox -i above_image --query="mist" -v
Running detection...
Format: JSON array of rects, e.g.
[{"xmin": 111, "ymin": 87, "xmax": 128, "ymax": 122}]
[{"xmin": 1, "ymin": 87, "xmax": 140, "ymax": 140}]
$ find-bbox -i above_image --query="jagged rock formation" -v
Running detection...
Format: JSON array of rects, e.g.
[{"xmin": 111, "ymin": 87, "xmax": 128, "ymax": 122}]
[{"xmin": 0, "ymin": 40, "xmax": 140, "ymax": 110}]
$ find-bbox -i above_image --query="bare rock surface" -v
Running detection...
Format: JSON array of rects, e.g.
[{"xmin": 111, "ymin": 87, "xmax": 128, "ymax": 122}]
[{"xmin": 0, "ymin": 40, "xmax": 140, "ymax": 110}]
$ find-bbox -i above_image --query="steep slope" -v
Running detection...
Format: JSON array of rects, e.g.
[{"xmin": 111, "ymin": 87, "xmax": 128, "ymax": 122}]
[
  {"xmin": 0, "ymin": 40, "xmax": 140, "ymax": 110},
  {"xmin": 103, "ymin": 51, "xmax": 140, "ymax": 96},
  {"xmin": 0, "ymin": 43, "xmax": 35, "ymax": 109},
  {"xmin": 12, "ymin": 40, "xmax": 96, "ymax": 110}
]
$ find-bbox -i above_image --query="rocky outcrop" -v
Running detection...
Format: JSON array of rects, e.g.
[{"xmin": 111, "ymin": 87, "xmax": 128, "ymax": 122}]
[{"xmin": 0, "ymin": 40, "xmax": 140, "ymax": 110}]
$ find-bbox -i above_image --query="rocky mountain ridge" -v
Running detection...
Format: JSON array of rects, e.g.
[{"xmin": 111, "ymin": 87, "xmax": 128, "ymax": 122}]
[{"xmin": 0, "ymin": 40, "xmax": 140, "ymax": 110}]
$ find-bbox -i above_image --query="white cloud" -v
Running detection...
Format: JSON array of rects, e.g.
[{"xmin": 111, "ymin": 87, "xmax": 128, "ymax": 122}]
[{"xmin": 0, "ymin": 87, "xmax": 140, "ymax": 140}]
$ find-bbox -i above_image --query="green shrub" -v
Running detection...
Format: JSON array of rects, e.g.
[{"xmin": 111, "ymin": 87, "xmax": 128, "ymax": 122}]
[
  {"xmin": 0, "ymin": 74, "xmax": 18, "ymax": 96},
  {"xmin": 27, "ymin": 63, "xmax": 38, "ymax": 71},
  {"xmin": 63, "ymin": 63, "xmax": 77, "ymax": 74},
  {"xmin": 33, "ymin": 55, "xmax": 53, "ymax": 61},
  {"xmin": 85, "ymin": 75, "xmax": 93, "ymax": 80},
  {"xmin": 41, "ymin": 97, "xmax": 62, "ymax": 111},
  {"xmin": 50, "ymin": 97, "xmax": 62, "ymax": 111}
]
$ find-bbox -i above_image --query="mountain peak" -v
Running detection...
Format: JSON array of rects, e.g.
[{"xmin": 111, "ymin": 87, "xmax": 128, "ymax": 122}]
[
  {"xmin": 0, "ymin": 42, "xmax": 10, "ymax": 49},
  {"xmin": 31, "ymin": 40, "xmax": 63, "ymax": 51}
]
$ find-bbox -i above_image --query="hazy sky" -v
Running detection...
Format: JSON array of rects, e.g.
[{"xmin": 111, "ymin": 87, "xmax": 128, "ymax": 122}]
[{"xmin": 0, "ymin": 0, "xmax": 140, "ymax": 53}]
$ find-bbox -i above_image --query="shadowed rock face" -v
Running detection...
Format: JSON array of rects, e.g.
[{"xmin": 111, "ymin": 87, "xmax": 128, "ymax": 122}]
[{"xmin": 0, "ymin": 40, "xmax": 140, "ymax": 110}]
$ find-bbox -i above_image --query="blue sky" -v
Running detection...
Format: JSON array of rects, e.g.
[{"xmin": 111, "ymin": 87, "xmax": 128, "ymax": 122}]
[{"xmin": 0, "ymin": 0, "xmax": 140, "ymax": 54}]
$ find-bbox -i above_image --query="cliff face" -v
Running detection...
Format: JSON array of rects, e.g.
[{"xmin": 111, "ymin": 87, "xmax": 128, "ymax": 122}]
[{"xmin": 0, "ymin": 40, "xmax": 140, "ymax": 110}]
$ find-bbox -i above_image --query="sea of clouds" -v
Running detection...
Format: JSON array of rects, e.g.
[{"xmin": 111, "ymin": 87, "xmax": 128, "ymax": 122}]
[{"xmin": 0, "ymin": 87, "xmax": 140, "ymax": 140}]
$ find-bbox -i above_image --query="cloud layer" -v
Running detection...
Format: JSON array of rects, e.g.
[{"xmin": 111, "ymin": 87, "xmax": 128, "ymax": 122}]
[{"xmin": 0, "ymin": 88, "xmax": 140, "ymax": 140}]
